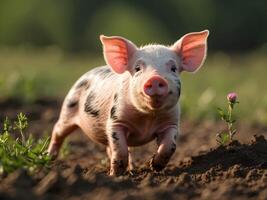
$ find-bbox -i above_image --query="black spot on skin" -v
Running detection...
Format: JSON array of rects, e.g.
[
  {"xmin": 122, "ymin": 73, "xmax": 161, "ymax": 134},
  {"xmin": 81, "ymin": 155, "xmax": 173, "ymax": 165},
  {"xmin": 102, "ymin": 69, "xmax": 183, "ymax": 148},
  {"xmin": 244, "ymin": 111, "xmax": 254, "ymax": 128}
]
[
  {"xmin": 112, "ymin": 132, "xmax": 119, "ymax": 141},
  {"xmin": 98, "ymin": 67, "xmax": 112, "ymax": 78},
  {"xmin": 84, "ymin": 93, "xmax": 100, "ymax": 117},
  {"xmin": 174, "ymin": 79, "xmax": 181, "ymax": 97},
  {"xmin": 76, "ymin": 79, "xmax": 88, "ymax": 89},
  {"xmin": 113, "ymin": 93, "xmax": 118, "ymax": 103},
  {"xmin": 110, "ymin": 105, "xmax": 117, "ymax": 120},
  {"xmin": 175, "ymin": 79, "xmax": 181, "ymax": 87},
  {"xmin": 177, "ymin": 86, "xmax": 181, "ymax": 97},
  {"xmin": 86, "ymin": 92, "xmax": 95, "ymax": 102},
  {"xmin": 168, "ymin": 90, "xmax": 173, "ymax": 95},
  {"xmin": 171, "ymin": 143, "xmax": 176, "ymax": 153},
  {"xmin": 67, "ymin": 99, "xmax": 78, "ymax": 108}
]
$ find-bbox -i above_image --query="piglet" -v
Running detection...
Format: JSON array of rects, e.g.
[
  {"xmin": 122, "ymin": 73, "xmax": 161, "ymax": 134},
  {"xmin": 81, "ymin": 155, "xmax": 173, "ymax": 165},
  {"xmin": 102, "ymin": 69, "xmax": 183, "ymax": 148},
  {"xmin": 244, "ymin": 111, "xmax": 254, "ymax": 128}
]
[{"xmin": 48, "ymin": 30, "xmax": 209, "ymax": 176}]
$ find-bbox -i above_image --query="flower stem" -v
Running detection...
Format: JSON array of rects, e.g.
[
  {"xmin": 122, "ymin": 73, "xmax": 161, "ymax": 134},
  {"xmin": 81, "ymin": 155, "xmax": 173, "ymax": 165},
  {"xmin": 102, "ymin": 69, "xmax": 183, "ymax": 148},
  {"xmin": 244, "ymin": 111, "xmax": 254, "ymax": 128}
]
[{"xmin": 227, "ymin": 102, "xmax": 234, "ymax": 140}]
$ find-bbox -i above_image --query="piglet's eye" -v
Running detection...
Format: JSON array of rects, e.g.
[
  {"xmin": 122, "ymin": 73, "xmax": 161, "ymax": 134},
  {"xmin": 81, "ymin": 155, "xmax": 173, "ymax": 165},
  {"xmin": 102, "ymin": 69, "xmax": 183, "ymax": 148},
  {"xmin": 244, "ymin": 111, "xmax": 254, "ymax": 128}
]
[
  {"xmin": 171, "ymin": 65, "xmax": 177, "ymax": 73},
  {"xmin": 135, "ymin": 64, "xmax": 141, "ymax": 72}
]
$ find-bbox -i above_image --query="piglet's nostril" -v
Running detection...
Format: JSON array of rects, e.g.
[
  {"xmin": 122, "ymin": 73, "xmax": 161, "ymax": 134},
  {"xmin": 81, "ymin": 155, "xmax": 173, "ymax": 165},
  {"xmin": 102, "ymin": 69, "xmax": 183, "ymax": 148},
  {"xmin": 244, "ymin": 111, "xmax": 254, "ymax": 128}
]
[
  {"xmin": 146, "ymin": 83, "xmax": 152, "ymax": 89},
  {"xmin": 158, "ymin": 83, "xmax": 164, "ymax": 88}
]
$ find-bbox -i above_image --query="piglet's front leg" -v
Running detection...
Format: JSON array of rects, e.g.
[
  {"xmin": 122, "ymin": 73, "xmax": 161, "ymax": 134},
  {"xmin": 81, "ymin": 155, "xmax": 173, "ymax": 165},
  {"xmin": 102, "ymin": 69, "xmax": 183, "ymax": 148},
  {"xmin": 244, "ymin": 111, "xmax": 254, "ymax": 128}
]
[
  {"xmin": 107, "ymin": 123, "xmax": 129, "ymax": 176},
  {"xmin": 151, "ymin": 127, "xmax": 178, "ymax": 171}
]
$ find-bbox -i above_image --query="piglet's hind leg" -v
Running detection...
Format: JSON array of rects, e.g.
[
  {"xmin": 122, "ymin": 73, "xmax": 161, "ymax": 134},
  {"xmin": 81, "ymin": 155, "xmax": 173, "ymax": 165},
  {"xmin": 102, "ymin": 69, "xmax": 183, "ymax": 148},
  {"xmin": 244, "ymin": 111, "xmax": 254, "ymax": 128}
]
[
  {"xmin": 48, "ymin": 120, "xmax": 77, "ymax": 158},
  {"xmin": 48, "ymin": 90, "xmax": 81, "ymax": 158}
]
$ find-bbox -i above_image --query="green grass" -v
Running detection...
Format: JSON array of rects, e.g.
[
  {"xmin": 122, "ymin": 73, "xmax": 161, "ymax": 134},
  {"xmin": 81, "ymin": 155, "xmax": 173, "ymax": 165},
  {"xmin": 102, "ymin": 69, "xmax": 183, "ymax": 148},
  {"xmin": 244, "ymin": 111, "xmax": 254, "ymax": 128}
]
[
  {"xmin": 0, "ymin": 113, "xmax": 51, "ymax": 174},
  {"xmin": 181, "ymin": 51, "xmax": 267, "ymax": 123},
  {"xmin": 0, "ymin": 46, "xmax": 103, "ymax": 101},
  {"xmin": 0, "ymin": 47, "xmax": 267, "ymax": 124}
]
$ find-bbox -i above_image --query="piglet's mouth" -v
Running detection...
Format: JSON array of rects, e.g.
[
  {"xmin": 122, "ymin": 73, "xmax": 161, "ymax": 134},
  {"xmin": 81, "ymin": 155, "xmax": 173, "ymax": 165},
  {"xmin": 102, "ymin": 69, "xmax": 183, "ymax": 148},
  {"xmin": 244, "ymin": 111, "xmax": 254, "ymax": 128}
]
[
  {"xmin": 145, "ymin": 96, "xmax": 165, "ymax": 109},
  {"xmin": 150, "ymin": 100, "xmax": 163, "ymax": 108}
]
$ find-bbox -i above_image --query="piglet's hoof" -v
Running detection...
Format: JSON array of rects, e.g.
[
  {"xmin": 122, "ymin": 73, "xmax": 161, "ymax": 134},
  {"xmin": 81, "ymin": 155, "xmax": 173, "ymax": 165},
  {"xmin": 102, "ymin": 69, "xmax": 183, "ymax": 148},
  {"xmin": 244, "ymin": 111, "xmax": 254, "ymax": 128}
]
[
  {"xmin": 47, "ymin": 144, "xmax": 59, "ymax": 160},
  {"xmin": 109, "ymin": 160, "xmax": 127, "ymax": 176},
  {"xmin": 151, "ymin": 163, "xmax": 165, "ymax": 172},
  {"xmin": 149, "ymin": 156, "xmax": 165, "ymax": 172},
  {"xmin": 109, "ymin": 168, "xmax": 126, "ymax": 176}
]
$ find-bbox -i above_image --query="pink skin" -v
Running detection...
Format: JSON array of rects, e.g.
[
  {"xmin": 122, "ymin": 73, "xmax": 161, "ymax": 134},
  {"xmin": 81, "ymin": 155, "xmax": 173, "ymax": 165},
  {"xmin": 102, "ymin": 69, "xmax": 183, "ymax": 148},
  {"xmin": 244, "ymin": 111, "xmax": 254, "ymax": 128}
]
[
  {"xmin": 48, "ymin": 30, "xmax": 209, "ymax": 176},
  {"xmin": 144, "ymin": 76, "xmax": 168, "ymax": 96},
  {"xmin": 143, "ymin": 75, "xmax": 169, "ymax": 108}
]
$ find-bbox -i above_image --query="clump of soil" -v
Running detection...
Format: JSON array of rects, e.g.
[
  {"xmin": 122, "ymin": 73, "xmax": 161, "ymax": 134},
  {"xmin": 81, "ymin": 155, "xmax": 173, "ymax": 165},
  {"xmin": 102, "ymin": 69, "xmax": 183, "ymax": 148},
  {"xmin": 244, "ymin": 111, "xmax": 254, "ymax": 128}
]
[{"xmin": 1, "ymin": 99, "xmax": 267, "ymax": 200}]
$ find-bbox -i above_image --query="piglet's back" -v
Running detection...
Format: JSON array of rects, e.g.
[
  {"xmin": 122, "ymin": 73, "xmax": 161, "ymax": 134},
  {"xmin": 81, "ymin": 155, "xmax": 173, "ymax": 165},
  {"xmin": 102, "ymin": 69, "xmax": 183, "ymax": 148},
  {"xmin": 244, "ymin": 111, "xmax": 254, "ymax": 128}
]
[{"xmin": 74, "ymin": 66, "xmax": 120, "ymax": 144}]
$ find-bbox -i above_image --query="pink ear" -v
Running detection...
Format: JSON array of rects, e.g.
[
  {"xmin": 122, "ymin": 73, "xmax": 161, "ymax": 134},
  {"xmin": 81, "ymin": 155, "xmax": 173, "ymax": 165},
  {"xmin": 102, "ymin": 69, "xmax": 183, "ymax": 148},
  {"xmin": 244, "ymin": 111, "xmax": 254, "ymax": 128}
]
[
  {"xmin": 100, "ymin": 35, "xmax": 137, "ymax": 74},
  {"xmin": 171, "ymin": 30, "xmax": 209, "ymax": 72}
]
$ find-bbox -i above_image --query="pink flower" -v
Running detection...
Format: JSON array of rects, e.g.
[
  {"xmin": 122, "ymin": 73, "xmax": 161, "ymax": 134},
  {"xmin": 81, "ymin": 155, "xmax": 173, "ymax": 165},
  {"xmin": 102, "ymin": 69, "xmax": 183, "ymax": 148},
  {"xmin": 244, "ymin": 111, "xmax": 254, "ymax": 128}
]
[{"xmin": 227, "ymin": 92, "xmax": 237, "ymax": 103}]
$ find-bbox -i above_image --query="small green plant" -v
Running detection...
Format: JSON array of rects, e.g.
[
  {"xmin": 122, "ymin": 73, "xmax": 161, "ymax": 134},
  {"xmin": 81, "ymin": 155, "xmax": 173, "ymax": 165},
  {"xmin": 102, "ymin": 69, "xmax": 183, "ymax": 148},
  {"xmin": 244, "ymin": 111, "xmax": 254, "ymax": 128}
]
[
  {"xmin": 0, "ymin": 113, "xmax": 52, "ymax": 174},
  {"xmin": 216, "ymin": 92, "xmax": 239, "ymax": 145}
]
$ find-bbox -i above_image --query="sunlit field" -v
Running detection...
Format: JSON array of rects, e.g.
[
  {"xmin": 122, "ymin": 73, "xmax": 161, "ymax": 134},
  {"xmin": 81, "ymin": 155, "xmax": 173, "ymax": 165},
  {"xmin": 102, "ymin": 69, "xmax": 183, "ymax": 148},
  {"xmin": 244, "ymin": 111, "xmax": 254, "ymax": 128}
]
[
  {"xmin": 1, "ymin": 1, "xmax": 267, "ymax": 199},
  {"xmin": 1, "ymin": 47, "xmax": 267, "ymax": 124}
]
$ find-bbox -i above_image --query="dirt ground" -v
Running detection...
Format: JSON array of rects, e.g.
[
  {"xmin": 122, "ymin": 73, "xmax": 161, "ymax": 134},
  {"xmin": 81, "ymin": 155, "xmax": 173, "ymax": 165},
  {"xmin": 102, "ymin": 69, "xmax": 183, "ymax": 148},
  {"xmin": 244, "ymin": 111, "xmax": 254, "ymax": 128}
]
[{"xmin": 1, "ymin": 99, "xmax": 267, "ymax": 200}]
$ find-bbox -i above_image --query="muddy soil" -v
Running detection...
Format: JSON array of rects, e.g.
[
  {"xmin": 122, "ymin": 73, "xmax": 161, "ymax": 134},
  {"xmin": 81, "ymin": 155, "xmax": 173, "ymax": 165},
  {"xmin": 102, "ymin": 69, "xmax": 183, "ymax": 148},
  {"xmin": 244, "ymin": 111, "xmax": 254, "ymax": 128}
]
[{"xmin": 0, "ymin": 99, "xmax": 267, "ymax": 200}]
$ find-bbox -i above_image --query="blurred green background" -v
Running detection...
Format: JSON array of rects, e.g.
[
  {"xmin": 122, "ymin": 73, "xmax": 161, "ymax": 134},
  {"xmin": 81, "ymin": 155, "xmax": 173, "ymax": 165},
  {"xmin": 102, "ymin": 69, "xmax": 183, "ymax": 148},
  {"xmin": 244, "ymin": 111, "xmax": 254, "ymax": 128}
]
[{"xmin": 0, "ymin": 0, "xmax": 267, "ymax": 123}]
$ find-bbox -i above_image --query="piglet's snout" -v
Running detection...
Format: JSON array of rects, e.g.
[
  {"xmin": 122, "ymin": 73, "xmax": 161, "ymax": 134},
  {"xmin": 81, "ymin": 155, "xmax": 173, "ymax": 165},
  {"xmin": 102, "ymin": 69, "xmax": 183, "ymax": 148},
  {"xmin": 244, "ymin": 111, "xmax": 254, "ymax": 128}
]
[{"xmin": 143, "ymin": 76, "xmax": 168, "ymax": 97}]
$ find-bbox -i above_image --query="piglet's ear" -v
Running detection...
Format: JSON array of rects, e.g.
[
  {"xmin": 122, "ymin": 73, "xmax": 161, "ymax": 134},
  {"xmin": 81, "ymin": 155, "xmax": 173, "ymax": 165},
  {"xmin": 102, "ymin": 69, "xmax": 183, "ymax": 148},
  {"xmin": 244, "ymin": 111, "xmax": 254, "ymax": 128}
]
[
  {"xmin": 100, "ymin": 35, "xmax": 137, "ymax": 74},
  {"xmin": 171, "ymin": 30, "xmax": 209, "ymax": 73}
]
